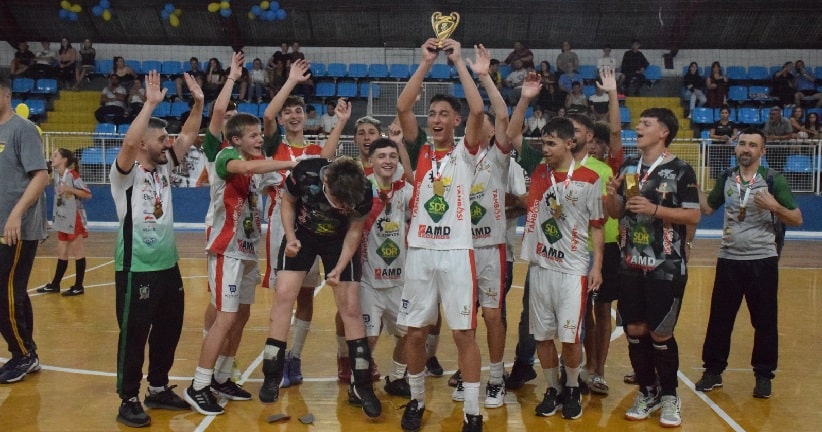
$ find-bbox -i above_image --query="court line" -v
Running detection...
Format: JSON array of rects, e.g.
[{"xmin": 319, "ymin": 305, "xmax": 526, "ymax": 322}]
[{"xmin": 27, "ymin": 259, "xmax": 114, "ymax": 295}]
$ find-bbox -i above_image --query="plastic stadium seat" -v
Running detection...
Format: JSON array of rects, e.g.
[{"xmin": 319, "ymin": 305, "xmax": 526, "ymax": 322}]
[
  {"xmin": 310, "ymin": 63, "xmax": 326, "ymax": 78},
  {"xmin": 25, "ymin": 99, "xmax": 47, "ymax": 116},
  {"xmin": 162, "ymin": 80, "xmax": 177, "ymax": 97},
  {"xmin": 336, "ymin": 80, "xmax": 358, "ymax": 98},
  {"xmin": 619, "ymin": 107, "xmax": 631, "ymax": 125},
  {"xmin": 525, "ymin": 106, "xmax": 534, "ymax": 118},
  {"xmin": 770, "ymin": 65, "xmax": 782, "ymax": 76},
  {"xmin": 96, "ymin": 59, "xmax": 114, "ymax": 75},
  {"xmin": 784, "ymin": 155, "xmax": 813, "ymax": 173},
  {"xmin": 80, "ymin": 147, "xmax": 105, "ymax": 165},
  {"xmin": 139, "ymin": 60, "xmax": 161, "ymax": 74},
  {"xmin": 729, "ymin": 155, "xmax": 736, "ymax": 168},
  {"xmin": 11, "ymin": 99, "xmax": 23, "ymax": 111},
  {"xmin": 747, "ymin": 66, "xmax": 770, "ymax": 81},
  {"xmin": 310, "ymin": 103, "xmax": 324, "ymax": 115},
  {"xmin": 237, "ymin": 102, "xmax": 259, "ymax": 116},
  {"xmin": 583, "ymin": 85, "xmax": 596, "ymax": 97},
  {"xmin": 326, "ymin": 63, "xmax": 347, "ymax": 79},
  {"xmin": 727, "ymin": 85, "xmax": 749, "ymax": 103},
  {"xmin": 499, "ymin": 64, "xmax": 512, "ymax": 79},
  {"xmin": 430, "ymin": 64, "xmax": 452, "ymax": 80},
  {"xmin": 162, "ymin": 61, "xmax": 183, "ymax": 76},
  {"xmin": 726, "ymin": 66, "xmax": 746, "ymax": 81},
  {"xmin": 347, "ymin": 63, "xmax": 368, "ymax": 79},
  {"xmin": 367, "ymin": 64, "xmax": 389, "ymax": 79},
  {"xmin": 691, "ymin": 107, "xmax": 714, "ymax": 125},
  {"xmin": 118, "ymin": 123, "xmax": 130, "ymax": 135},
  {"xmin": 645, "ymin": 65, "xmax": 662, "ymax": 82},
  {"xmin": 12, "ymin": 78, "xmax": 35, "ymax": 95},
  {"xmin": 153, "ymin": 101, "xmax": 171, "ymax": 118},
  {"xmin": 93, "ymin": 123, "xmax": 117, "ymax": 138},
  {"xmin": 578, "ymin": 65, "xmax": 598, "ymax": 81},
  {"xmin": 389, "ymin": 64, "xmax": 410, "ymax": 80},
  {"xmin": 359, "ymin": 82, "xmax": 380, "ymax": 98},
  {"xmin": 409, "ymin": 64, "xmax": 431, "ymax": 78},
  {"xmin": 700, "ymin": 129, "xmax": 711, "ymax": 144},
  {"xmin": 169, "ymin": 101, "xmax": 189, "ymax": 118},
  {"xmin": 748, "ymin": 85, "xmax": 774, "ymax": 102},
  {"xmin": 105, "ymin": 147, "xmax": 120, "ymax": 165},
  {"xmin": 737, "ymin": 107, "xmax": 760, "ymax": 124},
  {"xmin": 315, "ymin": 82, "xmax": 336, "ymax": 98},
  {"xmin": 32, "ymin": 79, "xmax": 58, "ymax": 95},
  {"xmin": 621, "ymin": 130, "xmax": 638, "ymax": 145},
  {"xmin": 452, "ymin": 83, "xmax": 465, "ymax": 99},
  {"xmin": 126, "ymin": 60, "xmax": 143, "ymax": 75}
]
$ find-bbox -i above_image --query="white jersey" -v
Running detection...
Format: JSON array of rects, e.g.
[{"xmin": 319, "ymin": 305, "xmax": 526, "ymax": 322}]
[
  {"xmin": 361, "ymin": 177, "xmax": 413, "ymax": 289},
  {"xmin": 471, "ymin": 143, "xmax": 510, "ymax": 247},
  {"xmin": 52, "ymin": 169, "xmax": 89, "ymax": 234},
  {"xmin": 506, "ymin": 159, "xmax": 527, "ymax": 262},
  {"xmin": 521, "ymin": 163, "xmax": 605, "ymax": 276}
]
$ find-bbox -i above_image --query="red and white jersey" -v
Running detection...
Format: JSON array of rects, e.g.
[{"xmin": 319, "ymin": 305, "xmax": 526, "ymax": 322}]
[
  {"xmin": 361, "ymin": 177, "xmax": 414, "ymax": 289},
  {"xmin": 521, "ymin": 163, "xmax": 605, "ymax": 276},
  {"xmin": 264, "ymin": 140, "xmax": 324, "ymax": 228},
  {"xmin": 470, "ymin": 143, "xmax": 510, "ymax": 247},
  {"xmin": 52, "ymin": 169, "xmax": 89, "ymax": 235},
  {"xmin": 408, "ymin": 139, "xmax": 475, "ymax": 250}
]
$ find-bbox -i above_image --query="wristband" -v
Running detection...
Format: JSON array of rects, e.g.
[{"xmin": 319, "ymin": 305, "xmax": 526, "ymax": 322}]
[{"xmin": 652, "ymin": 204, "xmax": 659, "ymax": 217}]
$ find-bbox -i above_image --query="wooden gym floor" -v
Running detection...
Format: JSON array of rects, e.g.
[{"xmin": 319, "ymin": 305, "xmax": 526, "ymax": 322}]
[{"xmin": 1, "ymin": 232, "xmax": 820, "ymax": 431}]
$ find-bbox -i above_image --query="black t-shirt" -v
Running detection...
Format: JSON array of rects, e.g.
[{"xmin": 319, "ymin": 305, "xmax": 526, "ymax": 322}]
[
  {"xmin": 711, "ymin": 120, "xmax": 737, "ymax": 143},
  {"xmin": 285, "ymin": 158, "xmax": 372, "ymax": 239}
]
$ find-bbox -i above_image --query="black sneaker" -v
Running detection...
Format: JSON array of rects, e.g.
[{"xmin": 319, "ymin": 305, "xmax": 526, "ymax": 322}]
[
  {"xmin": 144, "ymin": 385, "xmax": 190, "ymax": 410},
  {"xmin": 753, "ymin": 376, "xmax": 772, "ymax": 398},
  {"xmin": 259, "ymin": 358, "xmax": 281, "ymax": 403},
  {"xmin": 695, "ymin": 372, "xmax": 723, "ymax": 392},
  {"xmin": 561, "ymin": 387, "xmax": 582, "ymax": 419},
  {"xmin": 535, "ymin": 387, "xmax": 561, "ymax": 417},
  {"xmin": 426, "ymin": 356, "xmax": 443, "ymax": 377},
  {"xmin": 505, "ymin": 362, "xmax": 537, "ymax": 390},
  {"xmin": 36, "ymin": 283, "xmax": 60, "ymax": 293},
  {"xmin": 578, "ymin": 377, "xmax": 590, "ymax": 395},
  {"xmin": 61, "ymin": 285, "xmax": 84, "ymax": 296},
  {"xmin": 462, "ymin": 413, "xmax": 483, "ymax": 431},
  {"xmin": 0, "ymin": 353, "xmax": 40, "ymax": 384},
  {"xmin": 117, "ymin": 396, "xmax": 151, "ymax": 428},
  {"xmin": 400, "ymin": 399, "xmax": 424, "ymax": 431},
  {"xmin": 348, "ymin": 383, "xmax": 382, "ymax": 418},
  {"xmin": 384, "ymin": 375, "xmax": 411, "ymax": 397},
  {"xmin": 184, "ymin": 384, "xmax": 224, "ymax": 415},
  {"xmin": 211, "ymin": 377, "xmax": 252, "ymax": 401},
  {"xmin": 448, "ymin": 369, "xmax": 462, "ymax": 387}
]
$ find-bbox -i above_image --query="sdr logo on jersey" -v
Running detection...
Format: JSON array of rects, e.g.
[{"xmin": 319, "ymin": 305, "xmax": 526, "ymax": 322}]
[{"xmin": 377, "ymin": 238, "xmax": 400, "ymax": 265}]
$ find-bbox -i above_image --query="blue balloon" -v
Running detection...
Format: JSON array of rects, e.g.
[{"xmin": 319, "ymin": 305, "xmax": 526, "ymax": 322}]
[
  {"xmin": 270, "ymin": 1, "xmax": 280, "ymax": 10},
  {"xmin": 276, "ymin": 8, "xmax": 286, "ymax": 20},
  {"xmin": 219, "ymin": 8, "xmax": 231, "ymax": 17},
  {"xmin": 161, "ymin": 10, "xmax": 170, "ymax": 19},
  {"xmin": 100, "ymin": 0, "xmax": 110, "ymax": 8},
  {"xmin": 251, "ymin": 5, "xmax": 261, "ymax": 16},
  {"xmin": 59, "ymin": 9, "xmax": 69, "ymax": 19},
  {"xmin": 264, "ymin": 9, "xmax": 275, "ymax": 21},
  {"xmin": 69, "ymin": 12, "xmax": 79, "ymax": 21},
  {"xmin": 92, "ymin": 5, "xmax": 102, "ymax": 16},
  {"xmin": 165, "ymin": 3, "xmax": 175, "ymax": 12}
]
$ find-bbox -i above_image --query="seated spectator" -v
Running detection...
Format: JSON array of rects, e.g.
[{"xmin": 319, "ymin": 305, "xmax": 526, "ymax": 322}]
[
  {"xmin": 558, "ymin": 69, "xmax": 582, "ymax": 94},
  {"xmin": 763, "ymin": 105, "xmax": 794, "ymax": 142},
  {"xmin": 303, "ymin": 104, "xmax": 322, "ymax": 135},
  {"xmin": 789, "ymin": 106, "xmax": 816, "ymax": 139},
  {"xmin": 706, "ymin": 61, "xmax": 729, "ymax": 108},
  {"xmin": 771, "ymin": 61, "xmax": 795, "ymax": 107},
  {"xmin": 75, "ymin": 39, "xmax": 96, "ymax": 89},
  {"xmin": 203, "ymin": 57, "xmax": 226, "ymax": 101},
  {"xmin": 290, "ymin": 42, "xmax": 306, "ymax": 62},
  {"xmin": 127, "ymin": 80, "xmax": 146, "ymax": 115},
  {"xmin": 503, "ymin": 59, "xmax": 527, "ymax": 105},
  {"xmin": 596, "ymin": 45, "xmax": 624, "ymax": 87},
  {"xmin": 538, "ymin": 60, "xmax": 556, "ymax": 84},
  {"xmin": 271, "ymin": 42, "xmax": 291, "ymax": 65},
  {"xmin": 504, "ymin": 41, "xmax": 534, "ymax": 69},
  {"xmin": 320, "ymin": 100, "xmax": 338, "ymax": 134},
  {"xmin": 112, "ymin": 56, "xmax": 138, "ymax": 90},
  {"xmin": 793, "ymin": 60, "xmax": 822, "ymax": 108},
  {"xmin": 524, "ymin": 107, "xmax": 546, "ymax": 138},
  {"xmin": 555, "ymin": 40, "xmax": 579, "ymax": 77},
  {"xmin": 29, "ymin": 41, "xmax": 58, "ymax": 79},
  {"xmin": 10, "ymin": 42, "xmax": 35, "ymax": 77},
  {"xmin": 708, "ymin": 105, "xmax": 739, "ymax": 177},
  {"xmin": 620, "ymin": 39, "xmax": 649, "ymax": 96},
  {"xmin": 247, "ymin": 58, "xmax": 268, "ymax": 102},
  {"xmin": 682, "ymin": 62, "xmax": 707, "ymax": 118},
  {"xmin": 588, "ymin": 85, "xmax": 610, "ymax": 121},
  {"xmin": 805, "ymin": 112, "xmax": 820, "ymax": 137},
  {"xmin": 94, "ymin": 74, "xmax": 128, "ymax": 124},
  {"xmin": 537, "ymin": 80, "xmax": 564, "ymax": 116},
  {"xmin": 57, "ymin": 38, "xmax": 77, "ymax": 89},
  {"xmin": 174, "ymin": 57, "xmax": 205, "ymax": 101},
  {"xmin": 564, "ymin": 81, "xmax": 588, "ymax": 114}
]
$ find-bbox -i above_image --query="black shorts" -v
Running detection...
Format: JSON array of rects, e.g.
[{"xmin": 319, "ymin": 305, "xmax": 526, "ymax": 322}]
[
  {"xmin": 276, "ymin": 230, "xmax": 361, "ymax": 282},
  {"xmin": 595, "ymin": 243, "xmax": 622, "ymax": 303},
  {"xmin": 616, "ymin": 272, "xmax": 686, "ymax": 336}
]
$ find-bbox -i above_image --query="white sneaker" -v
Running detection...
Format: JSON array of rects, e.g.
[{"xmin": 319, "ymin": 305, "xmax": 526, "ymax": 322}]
[
  {"xmin": 451, "ymin": 379, "xmax": 465, "ymax": 402},
  {"xmin": 659, "ymin": 395, "xmax": 681, "ymax": 427},
  {"xmin": 484, "ymin": 382, "xmax": 505, "ymax": 408},
  {"xmin": 625, "ymin": 386, "xmax": 661, "ymax": 421}
]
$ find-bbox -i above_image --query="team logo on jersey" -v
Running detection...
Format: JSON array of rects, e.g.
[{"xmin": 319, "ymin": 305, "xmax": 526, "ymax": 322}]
[
  {"xmin": 424, "ymin": 195, "xmax": 449, "ymax": 222},
  {"xmin": 460, "ymin": 305, "xmax": 471, "ymax": 316},
  {"xmin": 631, "ymin": 224, "xmax": 653, "ymax": 247},
  {"xmin": 139, "ymin": 285, "xmax": 150, "ymax": 300},
  {"xmin": 656, "ymin": 182, "xmax": 672, "ymax": 201},
  {"xmin": 376, "ymin": 217, "xmax": 400, "ymax": 235},
  {"xmin": 541, "ymin": 218, "xmax": 562, "ymax": 244},
  {"xmin": 470, "ymin": 201, "xmax": 486, "ymax": 225},
  {"xmin": 470, "ymin": 183, "xmax": 485, "ymax": 197},
  {"xmin": 562, "ymin": 320, "xmax": 578, "ymax": 331},
  {"xmin": 377, "ymin": 238, "xmax": 400, "ymax": 265},
  {"xmin": 228, "ymin": 284, "xmax": 237, "ymax": 293}
]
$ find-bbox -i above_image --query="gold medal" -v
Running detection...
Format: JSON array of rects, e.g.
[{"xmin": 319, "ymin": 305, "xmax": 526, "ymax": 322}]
[
  {"xmin": 153, "ymin": 202, "xmax": 164, "ymax": 219},
  {"xmin": 625, "ymin": 173, "xmax": 640, "ymax": 199},
  {"xmin": 431, "ymin": 12, "xmax": 460, "ymax": 49},
  {"xmin": 738, "ymin": 206, "xmax": 746, "ymax": 221},
  {"xmin": 550, "ymin": 198, "xmax": 563, "ymax": 220},
  {"xmin": 433, "ymin": 179, "xmax": 445, "ymax": 196}
]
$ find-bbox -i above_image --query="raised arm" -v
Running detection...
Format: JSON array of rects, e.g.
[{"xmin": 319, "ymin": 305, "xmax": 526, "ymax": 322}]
[
  {"xmin": 320, "ymin": 99, "xmax": 352, "ymax": 159},
  {"xmin": 263, "ymin": 58, "xmax": 311, "ymax": 136},
  {"xmin": 388, "ymin": 118, "xmax": 415, "ymax": 183},
  {"xmin": 117, "ymin": 71, "xmax": 165, "ymax": 172},
  {"xmin": 507, "ymin": 72, "xmax": 541, "ymax": 153},
  {"xmin": 208, "ymin": 51, "xmax": 244, "ymax": 137},
  {"xmin": 397, "ymin": 38, "xmax": 440, "ymax": 143},
  {"xmin": 599, "ymin": 66, "xmax": 623, "ymax": 155},
  {"xmin": 469, "ymin": 44, "xmax": 510, "ymax": 152},
  {"xmin": 445, "ymin": 39, "xmax": 482, "ymax": 151},
  {"xmin": 173, "ymin": 73, "xmax": 205, "ymax": 161}
]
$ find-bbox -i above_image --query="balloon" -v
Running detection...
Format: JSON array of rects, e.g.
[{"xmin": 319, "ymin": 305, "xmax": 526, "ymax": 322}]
[
  {"xmin": 169, "ymin": 14, "xmax": 180, "ymax": 27},
  {"xmin": 100, "ymin": 0, "xmax": 110, "ymax": 8},
  {"xmin": 69, "ymin": 12, "xmax": 79, "ymax": 21},
  {"xmin": 276, "ymin": 8, "xmax": 286, "ymax": 20},
  {"xmin": 60, "ymin": 1, "xmax": 71, "ymax": 11},
  {"xmin": 174, "ymin": 9, "xmax": 182, "ymax": 16},
  {"xmin": 36, "ymin": 125, "xmax": 43, "ymax": 137},
  {"xmin": 260, "ymin": 1, "xmax": 270, "ymax": 10},
  {"xmin": 15, "ymin": 103, "xmax": 29, "ymax": 119},
  {"xmin": 164, "ymin": 3, "xmax": 175, "ymax": 13},
  {"xmin": 247, "ymin": 11, "xmax": 255, "ymax": 20},
  {"xmin": 219, "ymin": 8, "xmax": 231, "ymax": 17},
  {"xmin": 92, "ymin": 5, "xmax": 103, "ymax": 16},
  {"xmin": 59, "ymin": 9, "xmax": 70, "ymax": 19},
  {"xmin": 70, "ymin": 4, "xmax": 82, "ymax": 13},
  {"xmin": 207, "ymin": 2, "xmax": 220, "ymax": 13},
  {"xmin": 264, "ymin": 9, "xmax": 275, "ymax": 21},
  {"xmin": 251, "ymin": 5, "xmax": 261, "ymax": 16},
  {"xmin": 161, "ymin": 10, "xmax": 170, "ymax": 20},
  {"xmin": 270, "ymin": 1, "xmax": 279, "ymax": 10},
  {"xmin": 102, "ymin": 9, "xmax": 111, "ymax": 21},
  {"xmin": 220, "ymin": 1, "xmax": 230, "ymax": 10}
]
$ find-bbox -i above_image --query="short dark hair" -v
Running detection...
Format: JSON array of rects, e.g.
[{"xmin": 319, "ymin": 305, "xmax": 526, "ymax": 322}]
[
  {"xmin": 367, "ymin": 137, "xmax": 398, "ymax": 157},
  {"xmin": 147, "ymin": 117, "xmax": 168, "ymax": 130},
  {"xmin": 324, "ymin": 156, "xmax": 368, "ymax": 210},
  {"xmin": 282, "ymin": 95, "xmax": 304, "ymax": 111},
  {"xmin": 224, "ymin": 113, "xmax": 260, "ymax": 142},
  {"xmin": 567, "ymin": 113, "xmax": 594, "ymax": 131},
  {"xmin": 739, "ymin": 127, "xmax": 767, "ymax": 145},
  {"xmin": 592, "ymin": 121, "xmax": 611, "ymax": 144},
  {"xmin": 640, "ymin": 107, "xmax": 678, "ymax": 146},
  {"xmin": 0, "ymin": 76, "xmax": 10, "ymax": 91},
  {"xmin": 542, "ymin": 117, "xmax": 575, "ymax": 140},
  {"xmin": 429, "ymin": 94, "xmax": 461, "ymax": 112},
  {"xmin": 490, "ymin": 59, "xmax": 500, "ymax": 66}
]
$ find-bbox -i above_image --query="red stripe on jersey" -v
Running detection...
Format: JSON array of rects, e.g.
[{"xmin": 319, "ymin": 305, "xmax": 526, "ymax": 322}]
[{"xmin": 214, "ymin": 254, "xmax": 225, "ymax": 310}]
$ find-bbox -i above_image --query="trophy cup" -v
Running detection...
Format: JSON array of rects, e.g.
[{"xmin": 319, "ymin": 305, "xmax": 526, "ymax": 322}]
[
  {"xmin": 625, "ymin": 173, "xmax": 640, "ymax": 199},
  {"xmin": 431, "ymin": 12, "xmax": 460, "ymax": 49}
]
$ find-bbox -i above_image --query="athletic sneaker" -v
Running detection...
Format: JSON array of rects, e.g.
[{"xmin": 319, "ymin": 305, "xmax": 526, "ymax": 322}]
[
  {"xmin": 287, "ymin": 352, "xmax": 304, "ymax": 386},
  {"xmin": 624, "ymin": 370, "xmax": 638, "ymax": 384},
  {"xmin": 535, "ymin": 387, "xmax": 561, "ymax": 417},
  {"xmin": 590, "ymin": 375, "xmax": 609, "ymax": 395},
  {"xmin": 695, "ymin": 372, "xmax": 723, "ymax": 392},
  {"xmin": 400, "ymin": 399, "xmax": 424, "ymax": 431},
  {"xmin": 117, "ymin": 396, "xmax": 151, "ymax": 428},
  {"xmin": 348, "ymin": 383, "xmax": 382, "ymax": 418},
  {"xmin": 259, "ymin": 358, "xmax": 281, "ymax": 403},
  {"xmin": 505, "ymin": 362, "xmax": 537, "ymax": 390},
  {"xmin": 0, "ymin": 353, "xmax": 40, "ymax": 384},
  {"xmin": 384, "ymin": 375, "xmax": 411, "ymax": 397},
  {"xmin": 625, "ymin": 386, "xmax": 662, "ymax": 421},
  {"xmin": 36, "ymin": 283, "xmax": 60, "ymax": 294},
  {"xmin": 61, "ymin": 285, "xmax": 84, "ymax": 296},
  {"xmin": 484, "ymin": 382, "xmax": 505, "ymax": 408},
  {"xmin": 448, "ymin": 369, "xmax": 461, "ymax": 387},
  {"xmin": 425, "ymin": 356, "xmax": 443, "ymax": 377},
  {"xmin": 144, "ymin": 385, "xmax": 190, "ymax": 410},
  {"xmin": 337, "ymin": 356, "xmax": 351, "ymax": 383},
  {"xmin": 753, "ymin": 376, "xmax": 772, "ymax": 398},
  {"xmin": 211, "ymin": 377, "xmax": 251, "ymax": 401},
  {"xmin": 462, "ymin": 413, "xmax": 483, "ymax": 431},
  {"xmin": 659, "ymin": 395, "xmax": 682, "ymax": 427},
  {"xmin": 451, "ymin": 379, "xmax": 465, "ymax": 401},
  {"xmin": 184, "ymin": 383, "xmax": 224, "ymax": 415},
  {"xmin": 561, "ymin": 387, "xmax": 582, "ymax": 420}
]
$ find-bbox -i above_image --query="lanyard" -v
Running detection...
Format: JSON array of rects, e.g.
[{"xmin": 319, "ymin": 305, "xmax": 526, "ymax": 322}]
[
  {"xmin": 636, "ymin": 151, "xmax": 668, "ymax": 189},
  {"xmin": 474, "ymin": 147, "xmax": 490, "ymax": 174},
  {"xmin": 579, "ymin": 154, "xmax": 589, "ymax": 167},
  {"xmin": 548, "ymin": 159, "xmax": 575, "ymax": 205},
  {"xmin": 735, "ymin": 170, "xmax": 757, "ymax": 209},
  {"xmin": 430, "ymin": 143, "xmax": 453, "ymax": 182}
]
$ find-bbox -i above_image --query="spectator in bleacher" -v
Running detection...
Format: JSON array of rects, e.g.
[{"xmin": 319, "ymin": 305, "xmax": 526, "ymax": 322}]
[
  {"xmin": 94, "ymin": 74, "xmax": 128, "ymax": 124},
  {"xmin": 272, "ymin": 42, "xmax": 290, "ymax": 64},
  {"xmin": 320, "ymin": 99, "xmax": 339, "ymax": 134},
  {"xmin": 174, "ymin": 57, "xmax": 204, "ymax": 102},
  {"xmin": 558, "ymin": 68, "xmax": 582, "ymax": 94},
  {"xmin": 74, "ymin": 39, "xmax": 96, "ymax": 90},
  {"xmin": 503, "ymin": 41, "xmax": 534, "ymax": 69},
  {"xmin": 793, "ymin": 60, "xmax": 822, "ymax": 108},
  {"xmin": 706, "ymin": 61, "xmax": 729, "ymax": 108},
  {"xmin": 804, "ymin": 111, "xmax": 819, "ymax": 137},
  {"xmin": 682, "ymin": 62, "xmax": 707, "ymax": 118},
  {"xmin": 290, "ymin": 42, "xmax": 306, "ymax": 62},
  {"xmin": 555, "ymin": 40, "xmax": 579, "ymax": 78},
  {"xmin": 127, "ymin": 80, "xmax": 146, "ymax": 117},
  {"xmin": 10, "ymin": 41, "xmax": 35, "ymax": 77},
  {"xmin": 57, "ymin": 38, "xmax": 77, "ymax": 90},
  {"xmin": 268, "ymin": 57, "xmax": 288, "ymax": 98},
  {"xmin": 708, "ymin": 105, "xmax": 739, "ymax": 177},
  {"xmin": 763, "ymin": 105, "xmax": 795, "ymax": 172},
  {"xmin": 203, "ymin": 57, "xmax": 226, "ymax": 102},
  {"xmin": 789, "ymin": 106, "xmax": 816, "ymax": 139},
  {"xmin": 538, "ymin": 60, "xmax": 556, "ymax": 84},
  {"xmin": 112, "ymin": 56, "xmax": 138, "ymax": 90},
  {"xmin": 303, "ymin": 104, "xmax": 322, "ymax": 135},
  {"xmin": 620, "ymin": 39, "xmax": 649, "ymax": 96},
  {"xmin": 524, "ymin": 107, "xmax": 546, "ymax": 138},
  {"xmin": 29, "ymin": 41, "xmax": 58, "ymax": 79},
  {"xmin": 565, "ymin": 81, "xmax": 588, "ymax": 114},
  {"xmin": 537, "ymin": 80, "xmax": 564, "ymax": 117},
  {"xmin": 247, "ymin": 58, "xmax": 268, "ymax": 103},
  {"xmin": 597, "ymin": 45, "xmax": 624, "ymax": 87},
  {"xmin": 588, "ymin": 84, "xmax": 610, "ymax": 121},
  {"xmin": 503, "ymin": 59, "xmax": 528, "ymax": 105},
  {"xmin": 771, "ymin": 61, "xmax": 795, "ymax": 107}
]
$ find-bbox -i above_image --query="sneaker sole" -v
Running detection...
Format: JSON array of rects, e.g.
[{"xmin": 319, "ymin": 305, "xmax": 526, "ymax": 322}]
[
  {"xmin": 660, "ymin": 419, "xmax": 682, "ymax": 428},
  {"xmin": 451, "ymin": 393, "xmax": 465, "ymax": 402},
  {"xmin": 562, "ymin": 408, "xmax": 582, "ymax": 420},
  {"xmin": 484, "ymin": 399, "xmax": 505, "ymax": 409},
  {"xmin": 696, "ymin": 383, "xmax": 723, "ymax": 392},
  {"xmin": 144, "ymin": 401, "xmax": 191, "ymax": 411},
  {"xmin": 536, "ymin": 407, "xmax": 560, "ymax": 417},
  {"xmin": 183, "ymin": 391, "xmax": 225, "ymax": 416},
  {"xmin": 753, "ymin": 392, "xmax": 771, "ymax": 399},
  {"xmin": 625, "ymin": 404, "xmax": 662, "ymax": 421},
  {"xmin": 116, "ymin": 414, "xmax": 151, "ymax": 428},
  {"xmin": 214, "ymin": 391, "xmax": 252, "ymax": 401}
]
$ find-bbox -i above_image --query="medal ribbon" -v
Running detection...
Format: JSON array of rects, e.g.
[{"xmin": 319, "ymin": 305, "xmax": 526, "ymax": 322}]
[
  {"xmin": 548, "ymin": 159, "xmax": 575, "ymax": 210},
  {"xmin": 735, "ymin": 170, "xmax": 757, "ymax": 209},
  {"xmin": 635, "ymin": 151, "xmax": 669, "ymax": 190},
  {"xmin": 430, "ymin": 142, "xmax": 453, "ymax": 182}
]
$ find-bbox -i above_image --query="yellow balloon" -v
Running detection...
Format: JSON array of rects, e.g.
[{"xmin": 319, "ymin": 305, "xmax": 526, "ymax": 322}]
[
  {"xmin": 260, "ymin": 1, "xmax": 270, "ymax": 10},
  {"xmin": 61, "ymin": 1, "xmax": 71, "ymax": 11},
  {"xmin": 247, "ymin": 11, "xmax": 255, "ymax": 20},
  {"xmin": 220, "ymin": 1, "xmax": 230, "ymax": 10},
  {"xmin": 102, "ymin": 9, "xmax": 111, "ymax": 21},
  {"xmin": 70, "ymin": 4, "xmax": 82, "ymax": 13},
  {"xmin": 169, "ymin": 14, "xmax": 180, "ymax": 27},
  {"xmin": 207, "ymin": 2, "xmax": 221, "ymax": 13},
  {"xmin": 36, "ymin": 125, "xmax": 43, "ymax": 137},
  {"xmin": 174, "ymin": 9, "xmax": 182, "ymax": 16},
  {"xmin": 15, "ymin": 103, "xmax": 29, "ymax": 119}
]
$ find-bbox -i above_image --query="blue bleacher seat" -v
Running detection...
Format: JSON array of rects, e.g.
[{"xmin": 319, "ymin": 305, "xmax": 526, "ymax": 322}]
[
  {"xmin": 525, "ymin": 106, "xmax": 534, "ymax": 118},
  {"xmin": 347, "ymin": 64, "xmax": 368, "ymax": 79},
  {"xmin": 409, "ymin": 64, "xmax": 431, "ymax": 79},
  {"xmin": 105, "ymin": 147, "xmax": 120, "ymax": 165},
  {"xmin": 582, "ymin": 85, "xmax": 596, "ymax": 98},
  {"xmin": 737, "ymin": 107, "xmax": 760, "ymax": 124},
  {"xmin": 25, "ymin": 99, "xmax": 47, "ymax": 116},
  {"xmin": 237, "ymin": 102, "xmax": 259, "ymax": 116},
  {"xmin": 747, "ymin": 66, "xmax": 770, "ymax": 81},
  {"xmin": 162, "ymin": 80, "xmax": 176, "ymax": 97},
  {"xmin": 80, "ymin": 147, "xmax": 105, "ymax": 165},
  {"xmin": 389, "ymin": 64, "xmax": 410, "ymax": 80},
  {"xmin": 94, "ymin": 123, "xmax": 117, "ymax": 136},
  {"xmin": 619, "ymin": 107, "xmax": 631, "ymax": 125},
  {"xmin": 32, "ymin": 79, "xmax": 58, "ymax": 95},
  {"xmin": 770, "ymin": 65, "xmax": 782, "ymax": 77},
  {"xmin": 310, "ymin": 63, "xmax": 326, "ymax": 78},
  {"xmin": 96, "ymin": 59, "xmax": 114, "ymax": 75},
  {"xmin": 141, "ymin": 60, "xmax": 162, "ymax": 74},
  {"xmin": 578, "ymin": 65, "xmax": 597, "ymax": 81},
  {"xmin": 728, "ymin": 85, "xmax": 749, "ymax": 103},
  {"xmin": 153, "ymin": 101, "xmax": 171, "ymax": 118},
  {"xmin": 258, "ymin": 102, "xmax": 269, "ymax": 115},
  {"xmin": 169, "ymin": 101, "xmax": 189, "ymax": 118},
  {"xmin": 310, "ymin": 103, "xmax": 324, "ymax": 115},
  {"xmin": 11, "ymin": 99, "xmax": 22, "ymax": 111},
  {"xmin": 726, "ymin": 66, "xmax": 747, "ymax": 81},
  {"xmin": 621, "ymin": 130, "xmax": 638, "ymax": 145},
  {"xmin": 452, "ymin": 83, "xmax": 465, "ymax": 99},
  {"xmin": 162, "ymin": 61, "xmax": 183, "ymax": 76},
  {"xmin": 700, "ymin": 129, "xmax": 711, "ymax": 144},
  {"xmin": 784, "ymin": 107, "xmax": 797, "ymax": 121},
  {"xmin": 359, "ymin": 82, "xmax": 380, "ymax": 98},
  {"xmin": 336, "ymin": 80, "xmax": 358, "ymax": 98},
  {"xmin": 748, "ymin": 85, "xmax": 775, "ymax": 102},
  {"xmin": 12, "ymin": 78, "xmax": 35, "ymax": 95},
  {"xmin": 126, "ymin": 60, "xmax": 142, "ymax": 75},
  {"xmin": 430, "ymin": 64, "xmax": 452, "ymax": 80},
  {"xmin": 691, "ymin": 107, "xmax": 714, "ymax": 125},
  {"xmin": 807, "ymin": 108, "xmax": 822, "ymax": 119},
  {"xmin": 645, "ymin": 65, "xmax": 662, "ymax": 82},
  {"xmin": 367, "ymin": 64, "xmax": 389, "ymax": 79},
  {"xmin": 499, "ymin": 64, "xmax": 512, "ymax": 79},
  {"xmin": 326, "ymin": 63, "xmax": 347, "ymax": 79},
  {"xmin": 784, "ymin": 155, "xmax": 813, "ymax": 173},
  {"xmin": 118, "ymin": 123, "xmax": 130, "ymax": 135},
  {"xmin": 315, "ymin": 82, "xmax": 336, "ymax": 98}
]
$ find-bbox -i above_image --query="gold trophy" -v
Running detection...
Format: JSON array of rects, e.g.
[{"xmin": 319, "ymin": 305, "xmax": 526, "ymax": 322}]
[
  {"xmin": 625, "ymin": 173, "xmax": 640, "ymax": 199},
  {"xmin": 431, "ymin": 12, "xmax": 460, "ymax": 49}
]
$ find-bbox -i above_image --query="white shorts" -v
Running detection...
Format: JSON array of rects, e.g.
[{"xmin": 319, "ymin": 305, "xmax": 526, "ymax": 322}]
[
  {"xmin": 528, "ymin": 264, "xmax": 587, "ymax": 344},
  {"xmin": 207, "ymin": 253, "xmax": 260, "ymax": 313},
  {"xmin": 398, "ymin": 248, "xmax": 477, "ymax": 330},
  {"xmin": 360, "ymin": 282, "xmax": 407, "ymax": 338},
  {"xmin": 474, "ymin": 244, "xmax": 506, "ymax": 309}
]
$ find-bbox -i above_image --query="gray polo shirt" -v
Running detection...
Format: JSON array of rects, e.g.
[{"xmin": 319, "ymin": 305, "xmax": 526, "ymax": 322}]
[{"xmin": 0, "ymin": 114, "xmax": 48, "ymax": 241}]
